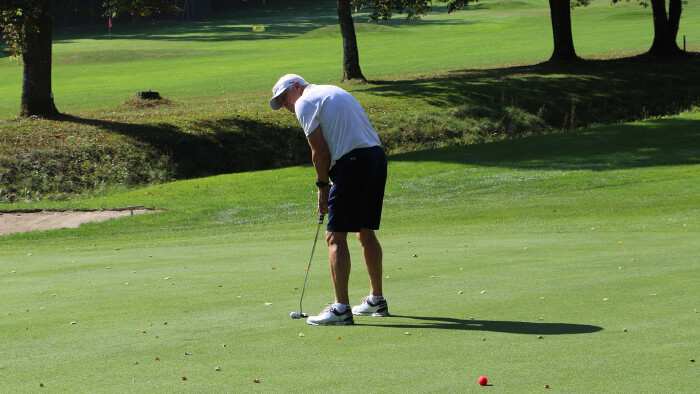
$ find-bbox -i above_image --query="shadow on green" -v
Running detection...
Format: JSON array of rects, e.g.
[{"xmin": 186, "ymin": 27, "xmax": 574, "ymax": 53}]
[{"xmin": 365, "ymin": 315, "xmax": 603, "ymax": 335}]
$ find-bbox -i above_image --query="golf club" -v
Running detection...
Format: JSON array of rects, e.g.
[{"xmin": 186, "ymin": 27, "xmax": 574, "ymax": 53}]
[{"xmin": 290, "ymin": 213, "xmax": 325, "ymax": 319}]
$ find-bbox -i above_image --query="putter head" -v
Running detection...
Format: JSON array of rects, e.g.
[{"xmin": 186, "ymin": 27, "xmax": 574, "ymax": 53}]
[{"xmin": 290, "ymin": 312, "xmax": 308, "ymax": 319}]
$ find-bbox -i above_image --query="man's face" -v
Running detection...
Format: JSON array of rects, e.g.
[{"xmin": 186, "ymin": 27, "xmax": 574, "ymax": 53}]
[{"xmin": 277, "ymin": 82, "xmax": 303, "ymax": 113}]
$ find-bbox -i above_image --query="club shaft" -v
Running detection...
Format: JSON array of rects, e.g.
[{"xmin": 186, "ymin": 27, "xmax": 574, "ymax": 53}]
[{"xmin": 299, "ymin": 213, "xmax": 325, "ymax": 315}]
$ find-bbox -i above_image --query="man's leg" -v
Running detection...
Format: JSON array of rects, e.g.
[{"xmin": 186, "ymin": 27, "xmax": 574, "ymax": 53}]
[
  {"xmin": 326, "ymin": 231, "xmax": 351, "ymax": 305},
  {"xmin": 357, "ymin": 228, "xmax": 383, "ymax": 297}
]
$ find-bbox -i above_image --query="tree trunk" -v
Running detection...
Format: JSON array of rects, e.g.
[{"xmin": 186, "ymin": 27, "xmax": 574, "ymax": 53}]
[
  {"xmin": 180, "ymin": 0, "xmax": 212, "ymax": 20},
  {"xmin": 648, "ymin": 0, "xmax": 682, "ymax": 57},
  {"xmin": 337, "ymin": 0, "xmax": 366, "ymax": 81},
  {"xmin": 548, "ymin": 0, "xmax": 579, "ymax": 62},
  {"xmin": 20, "ymin": 0, "xmax": 58, "ymax": 118},
  {"xmin": 668, "ymin": 0, "xmax": 681, "ymax": 43}
]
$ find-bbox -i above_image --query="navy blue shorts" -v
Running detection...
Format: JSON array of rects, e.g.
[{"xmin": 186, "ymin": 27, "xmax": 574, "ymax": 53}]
[{"xmin": 327, "ymin": 146, "xmax": 387, "ymax": 233}]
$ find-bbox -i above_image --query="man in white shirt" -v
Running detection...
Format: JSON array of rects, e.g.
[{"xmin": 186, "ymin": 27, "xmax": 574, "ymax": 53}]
[{"xmin": 270, "ymin": 74, "xmax": 389, "ymax": 326}]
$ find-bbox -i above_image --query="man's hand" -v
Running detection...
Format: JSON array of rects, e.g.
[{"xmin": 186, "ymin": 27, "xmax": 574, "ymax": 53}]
[{"xmin": 318, "ymin": 186, "xmax": 330, "ymax": 214}]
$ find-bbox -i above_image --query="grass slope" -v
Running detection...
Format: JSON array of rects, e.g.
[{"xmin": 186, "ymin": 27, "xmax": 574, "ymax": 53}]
[
  {"xmin": 1, "ymin": 0, "xmax": 699, "ymax": 117},
  {"xmin": 1, "ymin": 111, "xmax": 698, "ymax": 392}
]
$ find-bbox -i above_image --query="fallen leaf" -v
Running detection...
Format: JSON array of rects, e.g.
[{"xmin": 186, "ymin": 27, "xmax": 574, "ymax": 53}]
[
  {"xmin": 155, "ymin": 357, "xmax": 160, "ymax": 361},
  {"xmin": 254, "ymin": 379, "xmax": 261, "ymax": 383},
  {"xmin": 336, "ymin": 336, "xmax": 341, "ymax": 340},
  {"xmin": 622, "ymin": 328, "xmax": 628, "ymax": 332},
  {"xmin": 458, "ymin": 291, "xmax": 463, "ymax": 295},
  {"xmin": 215, "ymin": 366, "xmax": 221, "ymax": 371},
  {"xmin": 538, "ymin": 335, "xmax": 544, "ymax": 339},
  {"xmin": 181, "ymin": 376, "xmax": 187, "ymax": 381},
  {"xmin": 299, "ymin": 333, "xmax": 306, "ymax": 337},
  {"xmin": 481, "ymin": 290, "xmax": 486, "ymax": 294},
  {"xmin": 70, "ymin": 321, "xmax": 77, "ymax": 325},
  {"xmin": 265, "ymin": 302, "xmax": 272, "ymax": 306}
]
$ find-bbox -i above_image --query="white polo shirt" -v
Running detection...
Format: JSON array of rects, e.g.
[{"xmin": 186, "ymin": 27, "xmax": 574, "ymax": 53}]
[{"xmin": 295, "ymin": 84, "xmax": 381, "ymax": 169}]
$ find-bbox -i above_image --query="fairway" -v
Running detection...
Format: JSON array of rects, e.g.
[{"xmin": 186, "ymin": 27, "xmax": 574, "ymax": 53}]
[
  {"xmin": 1, "ymin": 0, "xmax": 699, "ymax": 118},
  {"xmin": 1, "ymin": 111, "xmax": 698, "ymax": 392}
]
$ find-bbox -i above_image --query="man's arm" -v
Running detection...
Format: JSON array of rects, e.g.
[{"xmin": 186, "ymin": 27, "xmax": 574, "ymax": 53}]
[{"xmin": 307, "ymin": 126, "xmax": 331, "ymax": 214}]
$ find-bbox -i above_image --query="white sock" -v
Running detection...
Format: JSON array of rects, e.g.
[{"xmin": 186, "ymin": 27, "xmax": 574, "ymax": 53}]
[
  {"xmin": 333, "ymin": 303, "xmax": 350, "ymax": 313},
  {"xmin": 368, "ymin": 294, "xmax": 384, "ymax": 303}
]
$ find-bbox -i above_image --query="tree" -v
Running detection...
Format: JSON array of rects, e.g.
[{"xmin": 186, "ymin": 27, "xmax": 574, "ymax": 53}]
[
  {"xmin": 2, "ymin": 0, "xmax": 58, "ymax": 117},
  {"xmin": 337, "ymin": 0, "xmax": 365, "ymax": 81},
  {"xmin": 613, "ymin": 0, "xmax": 684, "ymax": 58},
  {"xmin": 0, "ymin": 0, "xmax": 179, "ymax": 118},
  {"xmin": 548, "ymin": 1, "xmax": 590, "ymax": 62}
]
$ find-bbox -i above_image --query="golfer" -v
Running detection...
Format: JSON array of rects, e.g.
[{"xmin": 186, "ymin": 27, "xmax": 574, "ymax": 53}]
[{"xmin": 270, "ymin": 74, "xmax": 389, "ymax": 326}]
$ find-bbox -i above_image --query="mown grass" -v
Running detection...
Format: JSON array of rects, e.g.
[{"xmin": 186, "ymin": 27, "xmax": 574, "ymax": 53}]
[
  {"xmin": 0, "ymin": 111, "xmax": 697, "ymax": 392},
  {"xmin": 1, "ymin": 0, "xmax": 699, "ymax": 117}
]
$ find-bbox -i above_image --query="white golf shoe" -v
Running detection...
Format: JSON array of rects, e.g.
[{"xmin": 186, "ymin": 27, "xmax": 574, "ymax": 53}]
[
  {"xmin": 306, "ymin": 304, "xmax": 354, "ymax": 326},
  {"xmin": 352, "ymin": 296, "xmax": 390, "ymax": 317}
]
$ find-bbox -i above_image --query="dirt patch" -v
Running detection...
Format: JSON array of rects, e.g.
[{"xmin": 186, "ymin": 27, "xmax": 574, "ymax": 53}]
[{"xmin": 0, "ymin": 209, "xmax": 155, "ymax": 236}]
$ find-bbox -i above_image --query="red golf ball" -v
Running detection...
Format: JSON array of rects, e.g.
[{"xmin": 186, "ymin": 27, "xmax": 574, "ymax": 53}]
[{"xmin": 478, "ymin": 376, "xmax": 488, "ymax": 386}]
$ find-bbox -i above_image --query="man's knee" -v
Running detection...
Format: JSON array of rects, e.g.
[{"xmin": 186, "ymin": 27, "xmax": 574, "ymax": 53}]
[{"xmin": 356, "ymin": 228, "xmax": 378, "ymax": 246}]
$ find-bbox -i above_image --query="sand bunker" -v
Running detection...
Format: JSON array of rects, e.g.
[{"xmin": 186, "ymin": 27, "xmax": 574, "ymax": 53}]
[{"xmin": 0, "ymin": 209, "xmax": 154, "ymax": 236}]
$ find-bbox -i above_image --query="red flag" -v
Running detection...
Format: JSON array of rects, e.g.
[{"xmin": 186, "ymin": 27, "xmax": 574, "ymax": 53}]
[{"xmin": 109, "ymin": 17, "xmax": 113, "ymax": 28}]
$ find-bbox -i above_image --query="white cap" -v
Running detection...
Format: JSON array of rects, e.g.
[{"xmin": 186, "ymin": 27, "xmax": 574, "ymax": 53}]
[{"xmin": 269, "ymin": 74, "xmax": 306, "ymax": 110}]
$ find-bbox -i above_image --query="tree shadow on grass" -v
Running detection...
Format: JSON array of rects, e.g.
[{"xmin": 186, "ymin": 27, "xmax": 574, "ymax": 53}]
[
  {"xmin": 57, "ymin": 113, "xmax": 309, "ymax": 179},
  {"xmin": 361, "ymin": 54, "xmax": 700, "ymax": 130},
  {"xmin": 390, "ymin": 116, "xmax": 700, "ymax": 171},
  {"xmin": 362, "ymin": 315, "xmax": 602, "ymax": 335}
]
